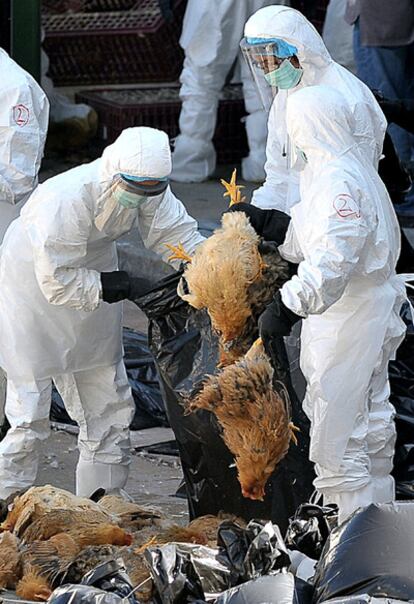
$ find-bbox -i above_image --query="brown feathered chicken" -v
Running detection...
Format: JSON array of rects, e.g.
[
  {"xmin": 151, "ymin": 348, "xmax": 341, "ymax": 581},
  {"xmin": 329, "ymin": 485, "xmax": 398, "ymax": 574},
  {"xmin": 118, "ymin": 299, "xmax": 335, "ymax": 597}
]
[
  {"xmin": 188, "ymin": 339, "xmax": 298, "ymax": 501},
  {"xmin": 188, "ymin": 513, "xmax": 246, "ymax": 546},
  {"xmin": 16, "ymin": 569, "xmax": 53, "ymax": 602},
  {"xmin": 21, "ymin": 508, "xmax": 114, "ymax": 544},
  {"xmin": 177, "ymin": 211, "xmax": 290, "ymax": 366},
  {"xmin": 19, "ymin": 525, "xmax": 132, "ymax": 600},
  {"xmin": 97, "ymin": 495, "xmax": 163, "ymax": 531},
  {"xmin": 1, "ymin": 485, "xmax": 113, "ymax": 535},
  {"xmin": 0, "ymin": 531, "xmax": 22, "ymax": 589}
]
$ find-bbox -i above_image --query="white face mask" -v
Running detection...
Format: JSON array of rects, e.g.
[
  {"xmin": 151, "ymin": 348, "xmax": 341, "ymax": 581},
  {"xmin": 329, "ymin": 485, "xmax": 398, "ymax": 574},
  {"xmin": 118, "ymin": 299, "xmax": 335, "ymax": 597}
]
[
  {"xmin": 94, "ymin": 181, "xmax": 138, "ymax": 239},
  {"xmin": 112, "ymin": 187, "xmax": 148, "ymax": 209}
]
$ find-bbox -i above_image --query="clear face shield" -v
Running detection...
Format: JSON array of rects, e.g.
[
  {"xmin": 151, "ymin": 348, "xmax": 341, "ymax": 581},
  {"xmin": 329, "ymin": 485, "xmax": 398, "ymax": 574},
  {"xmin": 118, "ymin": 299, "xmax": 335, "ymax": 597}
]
[
  {"xmin": 240, "ymin": 38, "xmax": 282, "ymax": 112},
  {"xmin": 240, "ymin": 37, "xmax": 303, "ymax": 112},
  {"xmin": 95, "ymin": 173, "xmax": 169, "ymax": 236}
]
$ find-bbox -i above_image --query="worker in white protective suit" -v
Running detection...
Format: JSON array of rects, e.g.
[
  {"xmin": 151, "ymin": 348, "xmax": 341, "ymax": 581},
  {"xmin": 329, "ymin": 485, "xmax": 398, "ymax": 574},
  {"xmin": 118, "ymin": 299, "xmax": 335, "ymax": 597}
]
[
  {"xmin": 0, "ymin": 126, "xmax": 204, "ymax": 499},
  {"xmin": 234, "ymin": 82, "xmax": 407, "ymax": 523},
  {"xmin": 171, "ymin": 0, "xmax": 290, "ymax": 184},
  {"xmin": 239, "ymin": 5, "xmax": 386, "ymax": 215},
  {"xmin": 0, "ymin": 48, "xmax": 49, "ymax": 432},
  {"xmin": 258, "ymin": 85, "xmax": 407, "ymax": 523}
]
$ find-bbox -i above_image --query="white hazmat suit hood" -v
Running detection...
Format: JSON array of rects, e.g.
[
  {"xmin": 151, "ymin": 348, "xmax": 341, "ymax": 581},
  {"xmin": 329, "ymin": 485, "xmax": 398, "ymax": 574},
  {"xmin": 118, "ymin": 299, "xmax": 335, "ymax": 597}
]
[
  {"xmin": 278, "ymin": 85, "xmax": 406, "ymax": 523},
  {"xmin": 245, "ymin": 6, "xmax": 386, "ymax": 212}
]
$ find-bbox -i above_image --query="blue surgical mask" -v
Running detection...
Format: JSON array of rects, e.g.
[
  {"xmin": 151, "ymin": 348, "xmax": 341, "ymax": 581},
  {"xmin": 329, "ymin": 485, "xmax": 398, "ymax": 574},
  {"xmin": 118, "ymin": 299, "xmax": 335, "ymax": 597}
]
[
  {"xmin": 113, "ymin": 187, "xmax": 148, "ymax": 209},
  {"xmin": 264, "ymin": 59, "xmax": 303, "ymax": 89}
]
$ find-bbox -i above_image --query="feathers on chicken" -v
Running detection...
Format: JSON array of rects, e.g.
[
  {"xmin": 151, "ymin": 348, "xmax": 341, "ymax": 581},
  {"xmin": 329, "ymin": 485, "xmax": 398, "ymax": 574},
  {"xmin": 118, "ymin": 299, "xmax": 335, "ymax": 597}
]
[
  {"xmin": 188, "ymin": 513, "xmax": 246, "ymax": 546},
  {"xmin": 0, "ymin": 531, "xmax": 22, "ymax": 589},
  {"xmin": 21, "ymin": 508, "xmax": 113, "ymax": 544},
  {"xmin": 181, "ymin": 212, "xmax": 290, "ymax": 365},
  {"xmin": 1, "ymin": 485, "xmax": 113, "ymax": 536},
  {"xmin": 15, "ymin": 570, "xmax": 52, "ymax": 602},
  {"xmin": 97, "ymin": 495, "xmax": 163, "ymax": 531},
  {"xmin": 188, "ymin": 339, "xmax": 297, "ymax": 501}
]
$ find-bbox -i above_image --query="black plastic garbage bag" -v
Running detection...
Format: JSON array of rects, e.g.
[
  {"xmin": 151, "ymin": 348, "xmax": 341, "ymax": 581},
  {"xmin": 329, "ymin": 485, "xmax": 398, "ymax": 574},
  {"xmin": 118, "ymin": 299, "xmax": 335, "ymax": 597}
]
[
  {"xmin": 123, "ymin": 328, "xmax": 168, "ymax": 430},
  {"xmin": 324, "ymin": 597, "xmax": 410, "ymax": 604},
  {"xmin": 215, "ymin": 574, "xmax": 314, "ymax": 604},
  {"xmin": 48, "ymin": 560, "xmax": 137, "ymax": 604},
  {"xmin": 389, "ymin": 298, "xmax": 414, "ymax": 499},
  {"xmin": 217, "ymin": 519, "xmax": 291, "ymax": 583},
  {"xmin": 145, "ymin": 543, "xmax": 233, "ymax": 603},
  {"xmin": 313, "ymin": 501, "xmax": 414, "ymax": 603},
  {"xmin": 285, "ymin": 503, "xmax": 338, "ymax": 560},
  {"xmin": 135, "ymin": 273, "xmax": 314, "ymax": 531},
  {"xmin": 50, "ymin": 328, "xmax": 167, "ymax": 430},
  {"xmin": 48, "ymin": 585, "xmax": 129, "ymax": 604}
]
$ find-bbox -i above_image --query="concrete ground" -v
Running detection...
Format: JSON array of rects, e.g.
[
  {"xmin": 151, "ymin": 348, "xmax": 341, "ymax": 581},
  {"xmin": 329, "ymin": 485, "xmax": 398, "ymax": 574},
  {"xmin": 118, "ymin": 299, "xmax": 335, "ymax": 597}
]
[{"xmin": 34, "ymin": 156, "xmax": 257, "ymax": 520}]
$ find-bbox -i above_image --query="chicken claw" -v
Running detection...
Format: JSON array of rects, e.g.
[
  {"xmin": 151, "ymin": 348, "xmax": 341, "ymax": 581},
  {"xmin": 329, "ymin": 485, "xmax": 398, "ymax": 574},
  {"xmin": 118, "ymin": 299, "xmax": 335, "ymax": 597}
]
[
  {"xmin": 165, "ymin": 242, "xmax": 193, "ymax": 264},
  {"xmin": 221, "ymin": 169, "xmax": 246, "ymax": 206},
  {"xmin": 289, "ymin": 422, "xmax": 300, "ymax": 445}
]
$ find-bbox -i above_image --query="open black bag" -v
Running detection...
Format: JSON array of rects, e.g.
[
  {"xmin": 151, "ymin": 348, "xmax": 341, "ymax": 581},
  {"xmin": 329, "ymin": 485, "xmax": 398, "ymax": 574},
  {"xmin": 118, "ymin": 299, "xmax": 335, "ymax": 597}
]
[{"xmin": 135, "ymin": 272, "xmax": 314, "ymax": 532}]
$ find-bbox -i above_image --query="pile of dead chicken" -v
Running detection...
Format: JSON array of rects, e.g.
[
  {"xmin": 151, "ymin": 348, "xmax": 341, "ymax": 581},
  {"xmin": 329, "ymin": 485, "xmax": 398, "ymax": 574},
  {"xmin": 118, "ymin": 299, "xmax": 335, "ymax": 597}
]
[{"xmin": 0, "ymin": 485, "xmax": 244, "ymax": 601}]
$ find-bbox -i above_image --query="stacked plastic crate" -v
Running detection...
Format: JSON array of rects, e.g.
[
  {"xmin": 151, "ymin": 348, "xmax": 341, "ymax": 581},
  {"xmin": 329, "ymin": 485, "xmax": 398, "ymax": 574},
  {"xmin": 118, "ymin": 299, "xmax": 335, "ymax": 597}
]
[{"xmin": 42, "ymin": 0, "xmax": 249, "ymax": 164}]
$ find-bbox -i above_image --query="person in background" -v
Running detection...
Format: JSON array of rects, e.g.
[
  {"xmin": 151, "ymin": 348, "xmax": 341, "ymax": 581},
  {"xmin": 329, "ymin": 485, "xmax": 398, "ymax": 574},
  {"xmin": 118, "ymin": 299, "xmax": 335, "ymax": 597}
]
[
  {"xmin": 171, "ymin": 0, "xmax": 291, "ymax": 184},
  {"xmin": 322, "ymin": 0, "xmax": 356, "ymax": 73},
  {"xmin": 345, "ymin": 0, "xmax": 414, "ymax": 215},
  {"xmin": 0, "ymin": 126, "xmax": 204, "ymax": 500}
]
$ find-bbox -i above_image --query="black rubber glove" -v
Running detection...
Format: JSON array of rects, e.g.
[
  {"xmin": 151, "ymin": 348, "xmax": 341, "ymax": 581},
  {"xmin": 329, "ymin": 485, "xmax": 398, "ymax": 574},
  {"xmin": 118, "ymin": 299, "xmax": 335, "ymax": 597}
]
[
  {"xmin": 101, "ymin": 272, "xmax": 154, "ymax": 304},
  {"xmin": 127, "ymin": 277, "xmax": 156, "ymax": 301},
  {"xmin": 258, "ymin": 291, "xmax": 301, "ymax": 342},
  {"xmin": 226, "ymin": 202, "xmax": 291, "ymax": 245},
  {"xmin": 101, "ymin": 271, "xmax": 130, "ymax": 304}
]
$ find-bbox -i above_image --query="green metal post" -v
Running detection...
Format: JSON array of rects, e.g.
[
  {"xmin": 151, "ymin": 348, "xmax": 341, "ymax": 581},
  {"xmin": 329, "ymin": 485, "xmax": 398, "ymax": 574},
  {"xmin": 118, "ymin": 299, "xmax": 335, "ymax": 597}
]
[{"xmin": 11, "ymin": 0, "xmax": 41, "ymax": 81}]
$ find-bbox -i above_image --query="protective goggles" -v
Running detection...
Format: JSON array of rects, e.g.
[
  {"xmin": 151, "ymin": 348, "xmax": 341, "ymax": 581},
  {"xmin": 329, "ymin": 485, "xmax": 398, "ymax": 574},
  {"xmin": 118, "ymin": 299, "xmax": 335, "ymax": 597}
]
[{"xmin": 119, "ymin": 173, "xmax": 169, "ymax": 197}]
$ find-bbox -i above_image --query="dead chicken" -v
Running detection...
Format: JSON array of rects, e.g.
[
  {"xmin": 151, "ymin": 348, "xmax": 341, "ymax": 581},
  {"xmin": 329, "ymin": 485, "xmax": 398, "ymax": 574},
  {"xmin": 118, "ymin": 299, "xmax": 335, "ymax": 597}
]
[
  {"xmin": 16, "ymin": 569, "xmax": 53, "ymax": 602},
  {"xmin": 0, "ymin": 531, "xmax": 22, "ymax": 590},
  {"xmin": 1, "ymin": 485, "xmax": 113, "ymax": 536},
  {"xmin": 188, "ymin": 512, "xmax": 246, "ymax": 546},
  {"xmin": 171, "ymin": 196, "xmax": 290, "ymax": 365},
  {"xmin": 188, "ymin": 339, "xmax": 299, "ymax": 501},
  {"xmin": 97, "ymin": 494, "xmax": 163, "ymax": 531},
  {"xmin": 21, "ymin": 508, "xmax": 114, "ymax": 544},
  {"xmin": 18, "ymin": 525, "xmax": 132, "ymax": 601}
]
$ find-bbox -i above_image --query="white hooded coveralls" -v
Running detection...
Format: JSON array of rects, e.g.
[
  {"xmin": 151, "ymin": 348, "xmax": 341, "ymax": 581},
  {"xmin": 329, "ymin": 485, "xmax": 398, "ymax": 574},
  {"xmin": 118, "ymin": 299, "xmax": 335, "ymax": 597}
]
[
  {"xmin": 172, "ymin": 0, "xmax": 290, "ymax": 183},
  {"xmin": 0, "ymin": 127, "xmax": 204, "ymax": 498},
  {"xmin": 279, "ymin": 85, "xmax": 406, "ymax": 523},
  {"xmin": 0, "ymin": 48, "xmax": 49, "ymax": 426},
  {"xmin": 244, "ymin": 5, "xmax": 386, "ymax": 212}
]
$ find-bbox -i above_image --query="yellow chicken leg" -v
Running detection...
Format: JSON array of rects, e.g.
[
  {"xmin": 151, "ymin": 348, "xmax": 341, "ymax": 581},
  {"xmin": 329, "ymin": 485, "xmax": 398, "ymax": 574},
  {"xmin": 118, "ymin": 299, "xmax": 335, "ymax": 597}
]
[
  {"xmin": 220, "ymin": 168, "xmax": 246, "ymax": 207},
  {"xmin": 165, "ymin": 242, "xmax": 193, "ymax": 264},
  {"xmin": 289, "ymin": 422, "xmax": 300, "ymax": 446}
]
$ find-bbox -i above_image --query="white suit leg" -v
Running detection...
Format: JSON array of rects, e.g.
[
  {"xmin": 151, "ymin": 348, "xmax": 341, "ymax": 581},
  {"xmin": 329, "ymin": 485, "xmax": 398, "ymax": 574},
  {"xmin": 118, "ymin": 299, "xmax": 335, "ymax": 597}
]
[
  {"xmin": 172, "ymin": 55, "xmax": 236, "ymax": 183},
  {"xmin": 54, "ymin": 361, "xmax": 135, "ymax": 497},
  {"xmin": 300, "ymin": 279, "xmax": 403, "ymax": 524},
  {"xmin": 366, "ymin": 284, "xmax": 407, "ymax": 504},
  {"xmin": 0, "ymin": 378, "xmax": 52, "ymax": 498}
]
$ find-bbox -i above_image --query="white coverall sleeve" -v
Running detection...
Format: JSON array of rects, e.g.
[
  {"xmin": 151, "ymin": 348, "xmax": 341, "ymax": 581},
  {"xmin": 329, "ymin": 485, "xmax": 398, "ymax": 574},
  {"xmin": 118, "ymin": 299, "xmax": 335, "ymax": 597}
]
[
  {"xmin": 281, "ymin": 190, "xmax": 370, "ymax": 317},
  {"xmin": 251, "ymin": 102, "xmax": 289, "ymax": 212},
  {"xmin": 0, "ymin": 83, "xmax": 48, "ymax": 205},
  {"xmin": 138, "ymin": 186, "xmax": 205, "ymax": 267},
  {"xmin": 27, "ymin": 198, "xmax": 102, "ymax": 312}
]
